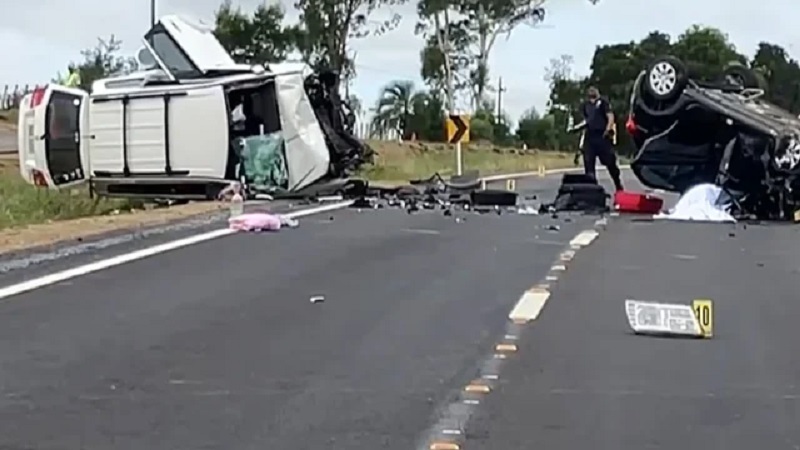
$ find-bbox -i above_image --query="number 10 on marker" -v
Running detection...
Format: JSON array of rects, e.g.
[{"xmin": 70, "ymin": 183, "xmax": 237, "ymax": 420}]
[{"xmin": 692, "ymin": 299, "xmax": 713, "ymax": 338}]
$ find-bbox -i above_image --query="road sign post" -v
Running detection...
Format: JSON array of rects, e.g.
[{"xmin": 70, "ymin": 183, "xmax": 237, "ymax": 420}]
[
  {"xmin": 446, "ymin": 114, "xmax": 470, "ymax": 176},
  {"xmin": 457, "ymin": 142, "xmax": 462, "ymax": 176}
]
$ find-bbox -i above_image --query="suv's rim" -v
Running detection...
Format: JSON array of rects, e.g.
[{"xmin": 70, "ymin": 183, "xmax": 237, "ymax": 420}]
[{"xmin": 649, "ymin": 61, "xmax": 677, "ymax": 96}]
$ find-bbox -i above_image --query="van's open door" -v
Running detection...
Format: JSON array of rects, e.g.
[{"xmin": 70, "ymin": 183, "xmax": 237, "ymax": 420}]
[
  {"xmin": 23, "ymin": 85, "xmax": 88, "ymax": 188},
  {"xmin": 143, "ymin": 15, "xmax": 241, "ymax": 80}
]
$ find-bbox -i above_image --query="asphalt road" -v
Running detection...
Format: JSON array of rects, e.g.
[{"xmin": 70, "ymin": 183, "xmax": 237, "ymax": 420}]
[
  {"xmin": 469, "ymin": 216, "xmax": 800, "ymax": 449},
  {"xmin": 1, "ymin": 169, "xmax": 795, "ymax": 449},
  {"xmin": 0, "ymin": 171, "xmax": 600, "ymax": 450}
]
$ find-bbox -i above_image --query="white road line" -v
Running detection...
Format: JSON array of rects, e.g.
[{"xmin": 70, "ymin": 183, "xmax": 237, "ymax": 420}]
[
  {"xmin": 569, "ymin": 229, "xmax": 599, "ymax": 247},
  {"xmin": 401, "ymin": 228, "xmax": 441, "ymax": 235},
  {"xmin": 508, "ymin": 290, "xmax": 551, "ymax": 322},
  {"xmin": 0, "ymin": 200, "xmax": 354, "ymax": 301}
]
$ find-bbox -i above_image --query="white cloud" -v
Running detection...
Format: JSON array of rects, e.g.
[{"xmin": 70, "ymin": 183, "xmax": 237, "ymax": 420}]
[{"xmin": 2, "ymin": 0, "xmax": 799, "ymax": 123}]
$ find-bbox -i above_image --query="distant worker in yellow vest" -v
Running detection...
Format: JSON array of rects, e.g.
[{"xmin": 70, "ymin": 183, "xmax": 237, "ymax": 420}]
[{"xmin": 65, "ymin": 65, "xmax": 81, "ymax": 88}]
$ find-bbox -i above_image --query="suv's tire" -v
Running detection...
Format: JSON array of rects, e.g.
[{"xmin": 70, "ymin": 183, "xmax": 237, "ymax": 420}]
[
  {"xmin": 722, "ymin": 65, "xmax": 762, "ymax": 90},
  {"xmin": 643, "ymin": 56, "xmax": 689, "ymax": 102}
]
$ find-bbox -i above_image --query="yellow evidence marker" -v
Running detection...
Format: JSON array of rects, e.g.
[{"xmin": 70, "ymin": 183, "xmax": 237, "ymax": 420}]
[
  {"xmin": 692, "ymin": 299, "xmax": 713, "ymax": 338},
  {"xmin": 506, "ymin": 178, "xmax": 516, "ymax": 191}
]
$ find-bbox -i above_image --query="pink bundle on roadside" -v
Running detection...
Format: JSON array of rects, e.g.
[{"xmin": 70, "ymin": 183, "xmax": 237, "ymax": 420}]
[{"xmin": 228, "ymin": 213, "xmax": 298, "ymax": 232}]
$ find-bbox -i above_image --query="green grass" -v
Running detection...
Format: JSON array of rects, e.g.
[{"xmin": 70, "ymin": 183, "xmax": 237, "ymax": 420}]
[
  {"xmin": 0, "ymin": 163, "xmax": 140, "ymax": 230},
  {"xmin": 360, "ymin": 140, "xmax": 576, "ymax": 182},
  {"xmin": 0, "ymin": 108, "xmax": 18, "ymax": 125}
]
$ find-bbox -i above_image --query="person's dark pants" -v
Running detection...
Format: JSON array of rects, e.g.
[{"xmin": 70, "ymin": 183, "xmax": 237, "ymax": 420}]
[{"xmin": 583, "ymin": 132, "xmax": 623, "ymax": 190}]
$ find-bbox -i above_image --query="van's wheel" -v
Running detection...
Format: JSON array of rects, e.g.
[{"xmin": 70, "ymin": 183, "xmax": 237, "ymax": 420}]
[
  {"xmin": 722, "ymin": 65, "xmax": 762, "ymax": 90},
  {"xmin": 644, "ymin": 56, "xmax": 689, "ymax": 102}
]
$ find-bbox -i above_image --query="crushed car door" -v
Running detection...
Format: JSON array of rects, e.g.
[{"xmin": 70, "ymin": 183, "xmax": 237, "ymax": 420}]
[
  {"xmin": 25, "ymin": 85, "xmax": 88, "ymax": 188},
  {"xmin": 143, "ymin": 15, "xmax": 240, "ymax": 80}
]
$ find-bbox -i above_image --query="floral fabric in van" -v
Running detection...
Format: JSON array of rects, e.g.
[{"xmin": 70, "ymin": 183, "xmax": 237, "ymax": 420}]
[{"xmin": 239, "ymin": 133, "xmax": 288, "ymax": 191}]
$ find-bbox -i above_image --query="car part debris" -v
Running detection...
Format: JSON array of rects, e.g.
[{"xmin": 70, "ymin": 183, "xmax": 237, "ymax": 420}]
[
  {"xmin": 625, "ymin": 299, "xmax": 703, "ymax": 338},
  {"xmin": 628, "ymin": 55, "xmax": 800, "ymax": 221},
  {"xmin": 350, "ymin": 197, "xmax": 376, "ymax": 209},
  {"xmin": 613, "ymin": 190, "xmax": 664, "ymax": 214},
  {"xmin": 541, "ymin": 174, "xmax": 609, "ymax": 213},
  {"xmin": 470, "ymin": 189, "xmax": 519, "ymax": 207}
]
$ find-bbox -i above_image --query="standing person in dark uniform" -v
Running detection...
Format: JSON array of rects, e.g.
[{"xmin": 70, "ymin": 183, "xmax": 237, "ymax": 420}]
[{"xmin": 572, "ymin": 86, "xmax": 624, "ymax": 191}]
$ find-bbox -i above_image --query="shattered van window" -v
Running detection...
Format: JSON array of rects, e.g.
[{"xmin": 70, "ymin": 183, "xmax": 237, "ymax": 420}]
[{"xmin": 149, "ymin": 30, "xmax": 201, "ymax": 79}]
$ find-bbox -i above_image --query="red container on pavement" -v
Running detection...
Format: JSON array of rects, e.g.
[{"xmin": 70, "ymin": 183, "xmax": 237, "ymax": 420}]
[{"xmin": 613, "ymin": 190, "xmax": 664, "ymax": 214}]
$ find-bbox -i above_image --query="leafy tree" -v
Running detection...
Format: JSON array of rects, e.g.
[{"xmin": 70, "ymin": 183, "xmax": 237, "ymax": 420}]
[
  {"xmin": 418, "ymin": 0, "xmax": 599, "ymax": 109},
  {"xmin": 468, "ymin": 98, "xmax": 514, "ymax": 144},
  {"xmin": 370, "ymin": 80, "xmax": 417, "ymax": 138},
  {"xmin": 419, "ymin": 24, "xmax": 473, "ymax": 94},
  {"xmin": 369, "ymin": 80, "xmax": 446, "ymax": 141},
  {"xmin": 293, "ymin": 0, "xmax": 406, "ymax": 93},
  {"xmin": 408, "ymin": 90, "xmax": 446, "ymax": 141},
  {"xmin": 213, "ymin": 0, "xmax": 299, "ymax": 64},
  {"xmin": 516, "ymin": 108, "xmax": 560, "ymax": 150},
  {"xmin": 55, "ymin": 36, "xmax": 136, "ymax": 92},
  {"xmin": 456, "ymin": 0, "xmax": 549, "ymax": 106},
  {"xmin": 416, "ymin": 0, "xmax": 464, "ymax": 114},
  {"xmin": 751, "ymin": 43, "xmax": 800, "ymax": 113},
  {"xmin": 670, "ymin": 25, "xmax": 746, "ymax": 81}
]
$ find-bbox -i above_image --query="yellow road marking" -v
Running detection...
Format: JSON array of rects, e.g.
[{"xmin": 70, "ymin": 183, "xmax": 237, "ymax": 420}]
[
  {"xmin": 465, "ymin": 384, "xmax": 491, "ymax": 393},
  {"xmin": 430, "ymin": 442, "xmax": 460, "ymax": 450}
]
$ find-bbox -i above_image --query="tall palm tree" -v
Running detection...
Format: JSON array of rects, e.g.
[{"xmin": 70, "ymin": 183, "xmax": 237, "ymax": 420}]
[{"xmin": 370, "ymin": 80, "xmax": 416, "ymax": 139}]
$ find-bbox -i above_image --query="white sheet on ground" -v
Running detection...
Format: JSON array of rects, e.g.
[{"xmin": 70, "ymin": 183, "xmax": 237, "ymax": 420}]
[{"xmin": 654, "ymin": 183, "xmax": 736, "ymax": 223}]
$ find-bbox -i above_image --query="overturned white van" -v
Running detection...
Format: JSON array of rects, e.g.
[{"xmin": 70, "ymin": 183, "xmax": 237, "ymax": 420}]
[{"xmin": 17, "ymin": 15, "xmax": 371, "ymax": 199}]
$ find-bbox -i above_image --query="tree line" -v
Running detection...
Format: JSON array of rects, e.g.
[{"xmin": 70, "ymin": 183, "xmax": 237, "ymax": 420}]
[{"xmin": 62, "ymin": 2, "xmax": 800, "ymax": 154}]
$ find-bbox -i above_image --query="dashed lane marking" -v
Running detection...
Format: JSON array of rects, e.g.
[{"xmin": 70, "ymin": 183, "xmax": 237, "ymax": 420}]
[
  {"xmin": 420, "ymin": 223, "xmax": 609, "ymax": 450},
  {"xmin": 495, "ymin": 343, "xmax": 518, "ymax": 353},
  {"xmin": 508, "ymin": 290, "xmax": 551, "ymax": 322},
  {"xmin": 569, "ymin": 229, "xmax": 600, "ymax": 247},
  {"xmin": 430, "ymin": 442, "xmax": 460, "ymax": 450},
  {"xmin": 464, "ymin": 384, "xmax": 491, "ymax": 393}
]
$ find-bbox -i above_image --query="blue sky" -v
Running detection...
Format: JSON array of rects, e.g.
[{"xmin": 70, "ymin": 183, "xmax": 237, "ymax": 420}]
[{"xmin": 2, "ymin": 0, "xmax": 798, "ymax": 124}]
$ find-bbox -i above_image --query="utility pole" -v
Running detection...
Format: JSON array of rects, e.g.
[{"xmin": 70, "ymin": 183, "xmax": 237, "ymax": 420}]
[
  {"xmin": 150, "ymin": 0, "xmax": 156, "ymax": 26},
  {"xmin": 496, "ymin": 77, "xmax": 506, "ymax": 124}
]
